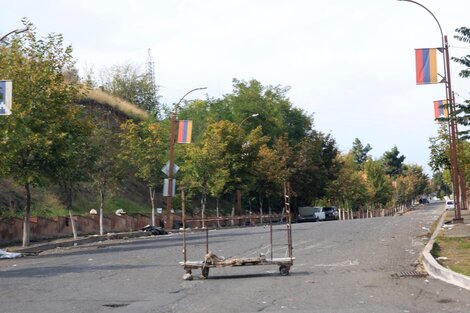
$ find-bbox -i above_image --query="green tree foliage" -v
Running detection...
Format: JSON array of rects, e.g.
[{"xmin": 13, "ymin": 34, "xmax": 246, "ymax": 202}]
[
  {"xmin": 90, "ymin": 126, "xmax": 124, "ymax": 235},
  {"xmin": 351, "ymin": 138, "xmax": 372, "ymax": 169},
  {"xmin": 181, "ymin": 121, "xmax": 230, "ymax": 219},
  {"xmin": 364, "ymin": 159, "xmax": 393, "ymax": 208},
  {"xmin": 326, "ymin": 153, "xmax": 369, "ymax": 211},
  {"xmin": 452, "ymin": 27, "xmax": 470, "ymax": 139},
  {"xmin": 119, "ymin": 120, "xmax": 166, "ymax": 220},
  {"xmin": 99, "ymin": 64, "xmax": 160, "ymax": 117},
  {"xmin": 381, "ymin": 146, "xmax": 405, "ymax": 177},
  {"xmin": 253, "ymin": 136, "xmax": 293, "ymax": 202},
  {"xmin": 453, "ymin": 27, "xmax": 470, "ymax": 78},
  {"xmin": 428, "ymin": 123, "xmax": 450, "ymax": 172},
  {"xmin": 291, "ymin": 132, "xmax": 339, "ymax": 206},
  {"xmin": 49, "ymin": 109, "xmax": 95, "ymax": 238},
  {"xmin": 219, "ymin": 79, "xmax": 313, "ymax": 144},
  {"xmin": 395, "ymin": 165, "xmax": 429, "ymax": 205},
  {"xmin": 0, "ymin": 20, "xmax": 84, "ymax": 246}
]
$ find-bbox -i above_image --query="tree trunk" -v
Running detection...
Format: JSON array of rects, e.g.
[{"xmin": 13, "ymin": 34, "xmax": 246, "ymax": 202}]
[
  {"xmin": 258, "ymin": 196, "xmax": 264, "ymax": 224},
  {"xmin": 149, "ymin": 186, "xmax": 155, "ymax": 226},
  {"xmin": 66, "ymin": 185, "xmax": 77, "ymax": 239},
  {"xmin": 231, "ymin": 192, "xmax": 235, "ymax": 226},
  {"xmin": 22, "ymin": 182, "xmax": 31, "ymax": 247},
  {"xmin": 216, "ymin": 198, "xmax": 221, "ymax": 229},
  {"xmin": 201, "ymin": 193, "xmax": 206, "ymax": 228},
  {"xmin": 69, "ymin": 208, "xmax": 77, "ymax": 239},
  {"xmin": 99, "ymin": 188, "xmax": 105, "ymax": 236}
]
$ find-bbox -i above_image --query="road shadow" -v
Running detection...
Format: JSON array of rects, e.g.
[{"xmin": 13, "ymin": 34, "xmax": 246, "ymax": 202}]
[{"xmin": 203, "ymin": 270, "xmax": 310, "ymax": 280}]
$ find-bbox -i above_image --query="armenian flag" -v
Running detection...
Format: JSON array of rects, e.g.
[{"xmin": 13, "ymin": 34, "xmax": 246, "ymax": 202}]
[
  {"xmin": 415, "ymin": 48, "xmax": 438, "ymax": 84},
  {"xmin": 433, "ymin": 100, "xmax": 448, "ymax": 119},
  {"xmin": 177, "ymin": 120, "xmax": 193, "ymax": 143}
]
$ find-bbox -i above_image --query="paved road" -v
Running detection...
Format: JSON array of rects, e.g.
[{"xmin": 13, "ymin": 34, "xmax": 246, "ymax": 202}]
[{"xmin": 1, "ymin": 203, "xmax": 469, "ymax": 313}]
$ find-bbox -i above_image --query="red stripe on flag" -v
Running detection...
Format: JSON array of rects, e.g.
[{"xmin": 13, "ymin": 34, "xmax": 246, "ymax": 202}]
[{"xmin": 415, "ymin": 49, "xmax": 425, "ymax": 84}]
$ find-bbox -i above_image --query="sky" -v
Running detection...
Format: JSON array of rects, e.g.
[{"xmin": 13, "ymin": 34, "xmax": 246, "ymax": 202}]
[{"xmin": 2, "ymin": 0, "xmax": 470, "ymax": 175}]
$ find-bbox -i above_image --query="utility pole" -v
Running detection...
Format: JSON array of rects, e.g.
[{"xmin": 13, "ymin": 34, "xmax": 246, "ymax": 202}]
[{"xmin": 399, "ymin": 0, "xmax": 464, "ymax": 222}]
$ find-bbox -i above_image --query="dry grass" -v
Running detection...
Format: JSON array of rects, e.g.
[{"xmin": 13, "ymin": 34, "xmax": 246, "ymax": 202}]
[
  {"xmin": 432, "ymin": 237, "xmax": 470, "ymax": 276},
  {"xmin": 83, "ymin": 89, "xmax": 149, "ymax": 120}
]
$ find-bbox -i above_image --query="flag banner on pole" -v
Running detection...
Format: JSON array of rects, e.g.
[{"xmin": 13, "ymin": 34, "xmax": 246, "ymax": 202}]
[
  {"xmin": 0, "ymin": 80, "xmax": 12, "ymax": 116},
  {"xmin": 177, "ymin": 120, "xmax": 193, "ymax": 143},
  {"xmin": 433, "ymin": 100, "xmax": 448, "ymax": 119},
  {"xmin": 415, "ymin": 48, "xmax": 439, "ymax": 84}
]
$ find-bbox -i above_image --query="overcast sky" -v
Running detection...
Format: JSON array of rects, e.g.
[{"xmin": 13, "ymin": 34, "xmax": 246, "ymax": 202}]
[{"xmin": 2, "ymin": 0, "xmax": 470, "ymax": 174}]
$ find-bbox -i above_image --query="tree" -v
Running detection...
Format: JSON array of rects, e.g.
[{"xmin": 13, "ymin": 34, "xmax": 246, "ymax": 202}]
[
  {"xmin": 291, "ymin": 131, "xmax": 339, "ymax": 206},
  {"xmin": 428, "ymin": 123, "xmax": 450, "ymax": 172},
  {"xmin": 395, "ymin": 165, "xmax": 429, "ymax": 205},
  {"xmin": 0, "ymin": 19, "xmax": 82, "ymax": 246},
  {"xmin": 98, "ymin": 64, "xmax": 160, "ymax": 117},
  {"xmin": 432, "ymin": 171, "xmax": 452, "ymax": 199},
  {"xmin": 363, "ymin": 159, "xmax": 393, "ymax": 209},
  {"xmin": 381, "ymin": 146, "xmax": 406, "ymax": 177},
  {"xmin": 220, "ymin": 79, "xmax": 313, "ymax": 145},
  {"xmin": 119, "ymin": 119, "xmax": 166, "ymax": 225},
  {"xmin": 253, "ymin": 136, "xmax": 293, "ymax": 218},
  {"xmin": 351, "ymin": 138, "xmax": 372, "ymax": 169},
  {"xmin": 49, "ymin": 108, "xmax": 95, "ymax": 239},
  {"xmin": 90, "ymin": 126, "xmax": 124, "ymax": 236},
  {"xmin": 452, "ymin": 27, "xmax": 470, "ymax": 139},
  {"xmin": 326, "ymin": 153, "xmax": 370, "ymax": 211},
  {"xmin": 181, "ymin": 122, "xmax": 230, "ymax": 226}
]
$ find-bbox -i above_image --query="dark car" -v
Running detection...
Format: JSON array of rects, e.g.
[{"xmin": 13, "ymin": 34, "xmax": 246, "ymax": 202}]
[{"xmin": 322, "ymin": 206, "xmax": 339, "ymax": 220}]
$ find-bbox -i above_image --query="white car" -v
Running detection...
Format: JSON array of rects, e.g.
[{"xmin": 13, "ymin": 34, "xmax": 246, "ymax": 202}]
[
  {"xmin": 313, "ymin": 207, "xmax": 326, "ymax": 221},
  {"xmin": 445, "ymin": 200, "xmax": 455, "ymax": 210},
  {"xmin": 298, "ymin": 206, "xmax": 324, "ymax": 222}
]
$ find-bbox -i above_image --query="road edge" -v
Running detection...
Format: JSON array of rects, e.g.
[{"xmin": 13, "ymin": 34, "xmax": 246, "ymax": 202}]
[{"xmin": 421, "ymin": 211, "xmax": 470, "ymax": 291}]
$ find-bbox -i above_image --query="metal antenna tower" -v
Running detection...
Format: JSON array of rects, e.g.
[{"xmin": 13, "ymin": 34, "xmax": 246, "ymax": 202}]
[{"xmin": 146, "ymin": 48, "xmax": 159, "ymax": 118}]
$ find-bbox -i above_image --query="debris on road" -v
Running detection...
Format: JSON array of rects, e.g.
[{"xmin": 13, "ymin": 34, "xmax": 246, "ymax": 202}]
[
  {"xmin": 0, "ymin": 249, "xmax": 22, "ymax": 259},
  {"xmin": 141, "ymin": 225, "xmax": 168, "ymax": 235}
]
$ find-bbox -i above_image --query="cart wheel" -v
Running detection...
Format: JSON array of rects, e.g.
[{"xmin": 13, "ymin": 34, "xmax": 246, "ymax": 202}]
[
  {"xmin": 279, "ymin": 265, "xmax": 290, "ymax": 276},
  {"xmin": 201, "ymin": 267, "xmax": 210, "ymax": 279},
  {"xmin": 182, "ymin": 272, "xmax": 193, "ymax": 280}
]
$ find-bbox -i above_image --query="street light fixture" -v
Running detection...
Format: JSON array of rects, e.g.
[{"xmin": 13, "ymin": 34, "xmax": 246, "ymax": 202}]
[
  {"xmin": 165, "ymin": 87, "xmax": 207, "ymax": 229},
  {"xmin": 0, "ymin": 27, "xmax": 29, "ymax": 43},
  {"xmin": 398, "ymin": 0, "xmax": 465, "ymax": 222},
  {"xmin": 240, "ymin": 113, "xmax": 259, "ymax": 125}
]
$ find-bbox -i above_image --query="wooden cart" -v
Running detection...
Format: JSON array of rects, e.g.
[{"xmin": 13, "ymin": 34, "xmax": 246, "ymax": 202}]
[{"xmin": 179, "ymin": 183, "xmax": 294, "ymax": 280}]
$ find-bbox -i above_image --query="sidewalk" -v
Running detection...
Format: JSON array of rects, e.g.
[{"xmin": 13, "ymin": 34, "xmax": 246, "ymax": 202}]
[
  {"xmin": 3, "ymin": 230, "xmax": 154, "ymax": 255},
  {"xmin": 421, "ymin": 208, "xmax": 470, "ymax": 291}
]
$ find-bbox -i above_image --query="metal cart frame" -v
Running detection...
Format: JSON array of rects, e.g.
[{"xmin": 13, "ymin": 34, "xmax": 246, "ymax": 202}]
[{"xmin": 179, "ymin": 183, "xmax": 294, "ymax": 280}]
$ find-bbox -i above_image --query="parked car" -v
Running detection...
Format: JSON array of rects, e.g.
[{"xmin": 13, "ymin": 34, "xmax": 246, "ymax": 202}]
[
  {"xmin": 314, "ymin": 207, "xmax": 326, "ymax": 221},
  {"xmin": 322, "ymin": 206, "xmax": 339, "ymax": 220},
  {"xmin": 445, "ymin": 200, "xmax": 455, "ymax": 210},
  {"xmin": 419, "ymin": 198, "xmax": 429, "ymax": 204},
  {"xmin": 298, "ymin": 206, "xmax": 323, "ymax": 222}
]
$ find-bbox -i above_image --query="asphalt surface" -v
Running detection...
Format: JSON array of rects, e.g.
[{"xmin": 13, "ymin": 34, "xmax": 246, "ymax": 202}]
[{"xmin": 1, "ymin": 203, "xmax": 469, "ymax": 313}]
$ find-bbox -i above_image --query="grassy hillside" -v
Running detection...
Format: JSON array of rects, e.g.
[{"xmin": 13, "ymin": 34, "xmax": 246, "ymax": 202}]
[{"xmin": 0, "ymin": 89, "xmax": 152, "ymax": 218}]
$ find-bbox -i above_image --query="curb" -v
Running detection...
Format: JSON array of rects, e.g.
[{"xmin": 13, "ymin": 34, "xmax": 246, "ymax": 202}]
[
  {"xmin": 421, "ymin": 211, "xmax": 470, "ymax": 291},
  {"xmin": 7, "ymin": 231, "xmax": 152, "ymax": 254}
]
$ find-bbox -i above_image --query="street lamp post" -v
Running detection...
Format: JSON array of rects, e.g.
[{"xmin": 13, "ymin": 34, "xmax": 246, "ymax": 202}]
[
  {"xmin": 165, "ymin": 87, "xmax": 207, "ymax": 229},
  {"xmin": 399, "ymin": 0, "xmax": 465, "ymax": 223},
  {"xmin": 0, "ymin": 27, "xmax": 30, "ymax": 117},
  {"xmin": 235, "ymin": 113, "xmax": 260, "ymax": 221}
]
